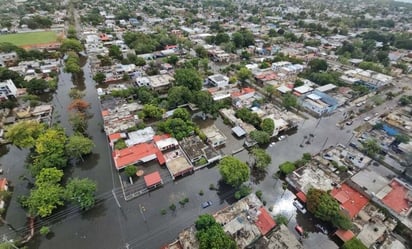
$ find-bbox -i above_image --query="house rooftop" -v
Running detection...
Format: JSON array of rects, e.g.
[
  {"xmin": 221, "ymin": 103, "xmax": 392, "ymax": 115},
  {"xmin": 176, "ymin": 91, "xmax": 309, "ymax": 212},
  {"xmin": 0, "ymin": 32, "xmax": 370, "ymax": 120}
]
[
  {"xmin": 144, "ymin": 171, "xmax": 162, "ymax": 188},
  {"xmin": 331, "ymin": 184, "xmax": 369, "ymax": 219},
  {"xmin": 113, "ymin": 143, "xmax": 165, "ymax": 170},
  {"xmin": 381, "ymin": 179, "xmax": 412, "ymax": 216}
]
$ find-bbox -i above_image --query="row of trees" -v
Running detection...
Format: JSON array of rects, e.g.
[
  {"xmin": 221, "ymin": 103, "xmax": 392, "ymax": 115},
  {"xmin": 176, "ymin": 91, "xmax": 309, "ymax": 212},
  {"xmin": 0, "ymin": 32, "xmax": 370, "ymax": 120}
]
[{"xmin": 5, "ymin": 122, "xmax": 96, "ymax": 217}]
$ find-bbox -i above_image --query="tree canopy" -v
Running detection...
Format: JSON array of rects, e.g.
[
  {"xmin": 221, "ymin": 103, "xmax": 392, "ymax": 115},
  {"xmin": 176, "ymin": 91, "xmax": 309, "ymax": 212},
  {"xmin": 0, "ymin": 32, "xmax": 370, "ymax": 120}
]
[
  {"xmin": 65, "ymin": 134, "xmax": 94, "ymax": 161},
  {"xmin": 250, "ymin": 130, "xmax": 271, "ymax": 145},
  {"xmin": 261, "ymin": 118, "xmax": 275, "ymax": 135},
  {"xmin": 195, "ymin": 214, "xmax": 237, "ymax": 249},
  {"xmin": 250, "ymin": 148, "xmax": 271, "ymax": 170},
  {"xmin": 307, "ymin": 188, "xmax": 352, "ymax": 230},
  {"xmin": 65, "ymin": 178, "xmax": 97, "ymax": 210},
  {"xmin": 174, "ymin": 68, "xmax": 203, "ymax": 91},
  {"xmin": 279, "ymin": 161, "xmax": 296, "ymax": 175},
  {"xmin": 5, "ymin": 120, "xmax": 46, "ymax": 148},
  {"xmin": 158, "ymin": 118, "xmax": 194, "ymax": 141},
  {"xmin": 219, "ymin": 156, "xmax": 250, "ymax": 187}
]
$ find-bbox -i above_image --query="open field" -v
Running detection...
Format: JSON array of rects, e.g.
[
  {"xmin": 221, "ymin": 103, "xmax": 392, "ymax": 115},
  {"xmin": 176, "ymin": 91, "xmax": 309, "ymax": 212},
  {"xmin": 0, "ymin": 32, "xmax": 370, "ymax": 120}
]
[{"xmin": 0, "ymin": 31, "xmax": 58, "ymax": 46}]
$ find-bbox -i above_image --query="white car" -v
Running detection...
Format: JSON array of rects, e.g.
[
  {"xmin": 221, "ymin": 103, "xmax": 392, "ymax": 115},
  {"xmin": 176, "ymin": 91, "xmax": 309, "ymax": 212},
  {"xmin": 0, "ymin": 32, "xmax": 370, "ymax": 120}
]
[
  {"xmin": 278, "ymin": 135, "xmax": 287, "ymax": 141},
  {"xmin": 293, "ymin": 200, "xmax": 307, "ymax": 214},
  {"xmin": 364, "ymin": 116, "xmax": 371, "ymax": 121}
]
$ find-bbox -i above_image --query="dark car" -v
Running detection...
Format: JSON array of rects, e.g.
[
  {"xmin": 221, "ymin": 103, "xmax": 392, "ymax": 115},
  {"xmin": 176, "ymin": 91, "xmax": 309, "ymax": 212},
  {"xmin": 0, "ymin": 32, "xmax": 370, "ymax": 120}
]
[
  {"xmin": 201, "ymin": 200, "xmax": 212, "ymax": 208},
  {"xmin": 315, "ymin": 224, "xmax": 328, "ymax": 234},
  {"xmin": 346, "ymin": 120, "xmax": 353, "ymax": 125}
]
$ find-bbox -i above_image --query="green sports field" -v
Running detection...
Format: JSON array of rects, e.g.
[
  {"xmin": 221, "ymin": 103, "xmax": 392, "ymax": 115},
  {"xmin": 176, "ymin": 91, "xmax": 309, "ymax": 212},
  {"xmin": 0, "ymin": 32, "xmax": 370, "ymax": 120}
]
[{"xmin": 0, "ymin": 31, "xmax": 58, "ymax": 46}]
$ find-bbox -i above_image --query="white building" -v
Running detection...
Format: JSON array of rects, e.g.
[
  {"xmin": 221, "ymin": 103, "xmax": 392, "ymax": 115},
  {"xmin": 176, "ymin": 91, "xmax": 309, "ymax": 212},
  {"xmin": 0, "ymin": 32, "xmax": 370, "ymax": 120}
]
[
  {"xmin": 0, "ymin": 79, "xmax": 18, "ymax": 100},
  {"xmin": 207, "ymin": 74, "xmax": 229, "ymax": 88}
]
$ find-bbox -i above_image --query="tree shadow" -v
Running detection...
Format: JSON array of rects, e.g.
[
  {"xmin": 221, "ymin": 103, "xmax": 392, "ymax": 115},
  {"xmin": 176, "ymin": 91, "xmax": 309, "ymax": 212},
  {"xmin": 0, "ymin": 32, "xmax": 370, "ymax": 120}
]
[
  {"xmin": 250, "ymin": 168, "xmax": 268, "ymax": 184},
  {"xmin": 216, "ymin": 180, "xmax": 237, "ymax": 205},
  {"xmin": 80, "ymin": 202, "xmax": 107, "ymax": 222}
]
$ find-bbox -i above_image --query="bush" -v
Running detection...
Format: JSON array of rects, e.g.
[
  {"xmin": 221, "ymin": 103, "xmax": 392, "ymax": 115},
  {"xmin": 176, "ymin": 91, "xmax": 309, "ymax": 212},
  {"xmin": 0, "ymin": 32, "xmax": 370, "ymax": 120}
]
[
  {"xmin": 209, "ymin": 184, "xmax": 216, "ymax": 190},
  {"xmin": 275, "ymin": 215, "xmax": 288, "ymax": 225},
  {"xmin": 199, "ymin": 190, "xmax": 204, "ymax": 196},
  {"xmin": 234, "ymin": 185, "xmax": 252, "ymax": 200},
  {"xmin": 124, "ymin": 165, "xmax": 137, "ymax": 177},
  {"xmin": 40, "ymin": 226, "xmax": 50, "ymax": 236},
  {"xmin": 255, "ymin": 190, "xmax": 263, "ymax": 200},
  {"xmin": 169, "ymin": 203, "xmax": 176, "ymax": 211},
  {"xmin": 160, "ymin": 209, "xmax": 167, "ymax": 215},
  {"xmin": 279, "ymin": 161, "xmax": 296, "ymax": 175}
]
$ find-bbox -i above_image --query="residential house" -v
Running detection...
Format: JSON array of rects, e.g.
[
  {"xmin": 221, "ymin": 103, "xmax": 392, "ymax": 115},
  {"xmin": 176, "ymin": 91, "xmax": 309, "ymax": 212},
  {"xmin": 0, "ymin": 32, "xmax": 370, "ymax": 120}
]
[
  {"xmin": 202, "ymin": 125, "xmax": 226, "ymax": 148},
  {"xmin": 0, "ymin": 79, "xmax": 18, "ymax": 100},
  {"xmin": 0, "ymin": 52, "xmax": 18, "ymax": 67},
  {"xmin": 301, "ymin": 90, "xmax": 339, "ymax": 116},
  {"xmin": 207, "ymin": 74, "xmax": 229, "ymax": 88}
]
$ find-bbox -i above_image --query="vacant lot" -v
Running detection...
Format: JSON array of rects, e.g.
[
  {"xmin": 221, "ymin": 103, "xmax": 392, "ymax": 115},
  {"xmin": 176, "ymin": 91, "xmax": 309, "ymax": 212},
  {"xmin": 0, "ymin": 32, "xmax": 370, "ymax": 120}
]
[{"xmin": 0, "ymin": 31, "xmax": 58, "ymax": 46}]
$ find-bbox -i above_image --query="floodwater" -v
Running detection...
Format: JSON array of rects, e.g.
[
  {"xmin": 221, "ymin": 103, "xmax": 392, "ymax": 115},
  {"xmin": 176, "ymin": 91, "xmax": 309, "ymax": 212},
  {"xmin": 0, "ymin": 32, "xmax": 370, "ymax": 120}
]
[{"xmin": 0, "ymin": 57, "xmax": 121, "ymax": 248}]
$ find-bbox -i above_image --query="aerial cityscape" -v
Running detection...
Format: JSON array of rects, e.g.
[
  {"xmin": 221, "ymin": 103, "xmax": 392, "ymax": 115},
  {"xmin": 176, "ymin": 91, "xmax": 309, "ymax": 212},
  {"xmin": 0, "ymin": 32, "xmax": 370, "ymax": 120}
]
[{"xmin": 0, "ymin": 0, "xmax": 411, "ymax": 248}]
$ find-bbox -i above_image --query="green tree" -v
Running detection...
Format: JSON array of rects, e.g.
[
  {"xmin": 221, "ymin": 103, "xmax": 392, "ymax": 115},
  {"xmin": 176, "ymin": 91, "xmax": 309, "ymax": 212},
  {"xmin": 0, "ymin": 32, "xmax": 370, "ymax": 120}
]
[
  {"xmin": 142, "ymin": 104, "xmax": 164, "ymax": 120},
  {"xmin": 24, "ymin": 183, "xmax": 64, "ymax": 217},
  {"xmin": 5, "ymin": 120, "xmax": 46, "ymax": 148},
  {"xmin": 158, "ymin": 118, "xmax": 194, "ymax": 140},
  {"xmin": 250, "ymin": 148, "xmax": 271, "ymax": 170},
  {"xmin": 261, "ymin": 118, "xmax": 275, "ymax": 135},
  {"xmin": 395, "ymin": 134, "xmax": 410, "ymax": 144},
  {"xmin": 174, "ymin": 68, "xmax": 202, "ymax": 91},
  {"xmin": 282, "ymin": 92, "xmax": 298, "ymax": 110},
  {"xmin": 308, "ymin": 58, "xmax": 328, "ymax": 72},
  {"xmin": 264, "ymin": 84, "xmax": 276, "ymax": 99},
  {"xmin": 65, "ymin": 135, "xmax": 94, "ymax": 162},
  {"xmin": 166, "ymin": 54, "xmax": 179, "ymax": 65},
  {"xmin": 35, "ymin": 167, "xmax": 64, "ymax": 186},
  {"xmin": 307, "ymin": 188, "xmax": 352, "ymax": 230},
  {"xmin": 65, "ymin": 178, "xmax": 97, "ymax": 210},
  {"xmin": 167, "ymin": 86, "xmax": 192, "ymax": 108},
  {"xmin": 237, "ymin": 67, "xmax": 252, "ymax": 84},
  {"xmin": 194, "ymin": 45, "xmax": 208, "ymax": 58},
  {"xmin": 232, "ymin": 32, "xmax": 244, "ymax": 48},
  {"xmin": 109, "ymin": 45, "xmax": 123, "ymax": 60},
  {"xmin": 69, "ymin": 89, "xmax": 85, "ymax": 99},
  {"xmin": 342, "ymin": 238, "xmax": 368, "ymax": 249},
  {"xmin": 219, "ymin": 156, "xmax": 250, "ymax": 187},
  {"xmin": 60, "ymin": 39, "xmax": 83, "ymax": 53},
  {"xmin": 193, "ymin": 91, "xmax": 216, "ymax": 115},
  {"xmin": 362, "ymin": 139, "xmax": 380, "ymax": 157},
  {"xmin": 65, "ymin": 52, "xmax": 81, "ymax": 74},
  {"xmin": 134, "ymin": 56, "xmax": 146, "ymax": 66},
  {"xmin": 125, "ymin": 165, "xmax": 137, "ymax": 177},
  {"xmin": 26, "ymin": 78, "xmax": 49, "ymax": 94},
  {"xmin": 249, "ymin": 130, "xmax": 270, "ymax": 145},
  {"xmin": 195, "ymin": 214, "xmax": 237, "ymax": 249},
  {"xmin": 69, "ymin": 113, "xmax": 88, "ymax": 134},
  {"xmin": 93, "ymin": 72, "xmax": 106, "ymax": 84},
  {"xmin": 279, "ymin": 161, "xmax": 296, "ymax": 175},
  {"xmin": 31, "ymin": 128, "xmax": 68, "ymax": 176},
  {"xmin": 172, "ymin": 108, "xmax": 190, "ymax": 122},
  {"xmin": 0, "ymin": 242, "xmax": 16, "ymax": 249}
]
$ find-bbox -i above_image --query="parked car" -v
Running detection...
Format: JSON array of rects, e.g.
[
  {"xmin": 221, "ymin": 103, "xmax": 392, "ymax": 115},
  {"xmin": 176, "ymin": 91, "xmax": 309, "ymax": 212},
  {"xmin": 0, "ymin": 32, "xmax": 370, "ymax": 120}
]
[
  {"xmin": 364, "ymin": 116, "xmax": 371, "ymax": 121},
  {"xmin": 315, "ymin": 224, "xmax": 328, "ymax": 234},
  {"xmin": 295, "ymin": 225, "xmax": 304, "ymax": 235},
  {"xmin": 279, "ymin": 135, "xmax": 287, "ymax": 141},
  {"xmin": 346, "ymin": 120, "xmax": 353, "ymax": 126},
  {"xmin": 201, "ymin": 200, "xmax": 212, "ymax": 209},
  {"xmin": 293, "ymin": 200, "xmax": 307, "ymax": 214}
]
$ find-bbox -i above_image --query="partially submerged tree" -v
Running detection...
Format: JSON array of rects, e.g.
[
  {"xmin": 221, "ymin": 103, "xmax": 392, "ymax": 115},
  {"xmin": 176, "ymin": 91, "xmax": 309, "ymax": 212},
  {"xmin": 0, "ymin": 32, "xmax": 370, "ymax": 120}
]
[{"xmin": 219, "ymin": 156, "xmax": 250, "ymax": 187}]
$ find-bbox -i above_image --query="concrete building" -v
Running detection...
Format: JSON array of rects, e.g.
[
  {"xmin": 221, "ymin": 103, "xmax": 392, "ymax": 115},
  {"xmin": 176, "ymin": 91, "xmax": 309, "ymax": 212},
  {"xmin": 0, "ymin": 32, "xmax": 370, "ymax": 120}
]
[
  {"xmin": 301, "ymin": 90, "xmax": 339, "ymax": 116},
  {"xmin": 0, "ymin": 52, "xmax": 18, "ymax": 67},
  {"xmin": 0, "ymin": 79, "xmax": 18, "ymax": 100},
  {"xmin": 135, "ymin": 74, "xmax": 173, "ymax": 93},
  {"xmin": 201, "ymin": 124, "xmax": 227, "ymax": 148},
  {"xmin": 207, "ymin": 74, "xmax": 229, "ymax": 88}
]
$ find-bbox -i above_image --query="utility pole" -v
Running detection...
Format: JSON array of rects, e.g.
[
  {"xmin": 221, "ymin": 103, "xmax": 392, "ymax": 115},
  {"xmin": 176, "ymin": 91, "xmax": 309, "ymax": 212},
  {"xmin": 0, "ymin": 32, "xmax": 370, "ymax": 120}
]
[{"xmin": 139, "ymin": 204, "xmax": 146, "ymax": 223}]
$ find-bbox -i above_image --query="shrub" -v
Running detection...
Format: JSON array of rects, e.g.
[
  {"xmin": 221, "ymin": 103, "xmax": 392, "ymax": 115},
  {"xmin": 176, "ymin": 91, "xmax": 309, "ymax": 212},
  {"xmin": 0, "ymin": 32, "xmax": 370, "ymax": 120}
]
[
  {"xmin": 40, "ymin": 226, "xmax": 50, "ymax": 236},
  {"xmin": 169, "ymin": 203, "xmax": 176, "ymax": 211},
  {"xmin": 160, "ymin": 209, "xmax": 167, "ymax": 215},
  {"xmin": 209, "ymin": 184, "xmax": 216, "ymax": 190},
  {"xmin": 199, "ymin": 190, "xmax": 204, "ymax": 196},
  {"xmin": 255, "ymin": 190, "xmax": 263, "ymax": 200}
]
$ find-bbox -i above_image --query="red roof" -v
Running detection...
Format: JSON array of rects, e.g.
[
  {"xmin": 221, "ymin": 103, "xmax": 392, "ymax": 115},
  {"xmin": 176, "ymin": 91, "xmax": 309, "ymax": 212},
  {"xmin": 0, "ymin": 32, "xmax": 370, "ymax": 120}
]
[
  {"xmin": 144, "ymin": 171, "xmax": 162, "ymax": 188},
  {"xmin": 153, "ymin": 134, "xmax": 171, "ymax": 142},
  {"xmin": 165, "ymin": 45, "xmax": 177, "ymax": 50},
  {"xmin": 109, "ymin": 133, "xmax": 122, "ymax": 143},
  {"xmin": 255, "ymin": 207, "xmax": 276, "ymax": 235},
  {"xmin": 296, "ymin": 191, "xmax": 307, "ymax": 203},
  {"xmin": 331, "ymin": 184, "xmax": 369, "ymax": 219},
  {"xmin": 101, "ymin": 110, "xmax": 109, "ymax": 116},
  {"xmin": 335, "ymin": 229, "xmax": 355, "ymax": 242},
  {"xmin": 382, "ymin": 179, "xmax": 411, "ymax": 214},
  {"xmin": 113, "ymin": 143, "xmax": 161, "ymax": 170},
  {"xmin": 0, "ymin": 178, "xmax": 8, "ymax": 191}
]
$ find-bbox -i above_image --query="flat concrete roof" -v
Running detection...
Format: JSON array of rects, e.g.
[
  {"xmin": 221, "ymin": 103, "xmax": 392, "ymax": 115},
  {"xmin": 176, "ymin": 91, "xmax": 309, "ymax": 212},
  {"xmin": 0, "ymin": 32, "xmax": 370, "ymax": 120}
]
[{"xmin": 165, "ymin": 153, "xmax": 193, "ymax": 177}]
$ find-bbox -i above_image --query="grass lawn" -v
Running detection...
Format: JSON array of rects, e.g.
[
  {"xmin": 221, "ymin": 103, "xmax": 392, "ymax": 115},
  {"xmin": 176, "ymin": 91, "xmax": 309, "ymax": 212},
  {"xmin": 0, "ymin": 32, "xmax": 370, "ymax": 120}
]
[{"xmin": 0, "ymin": 31, "xmax": 58, "ymax": 46}]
